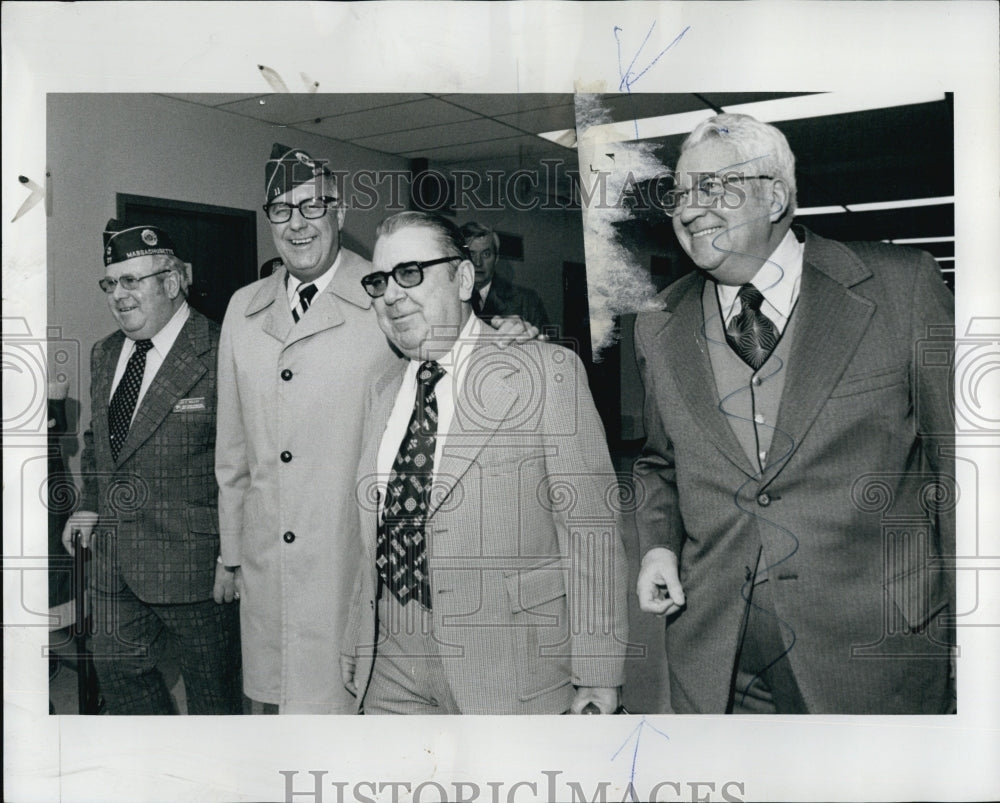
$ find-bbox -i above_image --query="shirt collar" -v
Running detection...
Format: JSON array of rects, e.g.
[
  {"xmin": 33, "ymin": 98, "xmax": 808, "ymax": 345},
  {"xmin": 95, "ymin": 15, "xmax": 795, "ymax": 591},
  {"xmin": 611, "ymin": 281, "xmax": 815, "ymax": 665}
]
[
  {"xmin": 285, "ymin": 249, "xmax": 341, "ymax": 303},
  {"xmin": 145, "ymin": 300, "xmax": 189, "ymax": 356},
  {"xmin": 716, "ymin": 229, "xmax": 803, "ymax": 321}
]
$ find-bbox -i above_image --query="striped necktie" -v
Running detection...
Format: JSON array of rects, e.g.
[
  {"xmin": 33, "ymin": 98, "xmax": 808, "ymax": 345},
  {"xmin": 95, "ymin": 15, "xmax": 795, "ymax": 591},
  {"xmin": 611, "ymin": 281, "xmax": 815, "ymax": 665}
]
[{"xmin": 292, "ymin": 282, "xmax": 318, "ymax": 323}]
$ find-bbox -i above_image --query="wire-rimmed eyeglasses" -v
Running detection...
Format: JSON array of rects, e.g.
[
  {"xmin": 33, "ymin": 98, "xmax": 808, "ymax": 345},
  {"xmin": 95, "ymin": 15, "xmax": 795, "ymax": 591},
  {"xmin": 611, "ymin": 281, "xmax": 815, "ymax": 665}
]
[
  {"xmin": 98, "ymin": 269, "xmax": 172, "ymax": 294},
  {"xmin": 360, "ymin": 256, "xmax": 462, "ymax": 299},
  {"xmin": 262, "ymin": 195, "xmax": 339, "ymax": 224},
  {"xmin": 663, "ymin": 174, "xmax": 774, "ymax": 217}
]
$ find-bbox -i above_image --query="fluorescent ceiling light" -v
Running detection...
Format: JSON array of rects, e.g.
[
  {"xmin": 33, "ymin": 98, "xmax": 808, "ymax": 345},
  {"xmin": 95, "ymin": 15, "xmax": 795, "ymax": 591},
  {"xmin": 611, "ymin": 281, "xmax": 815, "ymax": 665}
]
[
  {"xmin": 794, "ymin": 205, "xmax": 847, "ymax": 216},
  {"xmin": 541, "ymin": 91, "xmax": 947, "ymax": 146},
  {"xmin": 887, "ymin": 236, "xmax": 956, "ymax": 244},
  {"xmin": 796, "ymin": 196, "xmax": 954, "ymax": 216},
  {"xmin": 934, "ymin": 257, "xmax": 956, "ymax": 262},
  {"xmin": 847, "ymin": 196, "xmax": 953, "ymax": 212}
]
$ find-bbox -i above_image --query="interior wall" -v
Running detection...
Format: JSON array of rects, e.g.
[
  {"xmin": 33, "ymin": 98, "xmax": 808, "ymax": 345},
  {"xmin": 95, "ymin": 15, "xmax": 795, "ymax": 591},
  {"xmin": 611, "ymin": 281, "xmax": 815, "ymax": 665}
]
[
  {"xmin": 47, "ymin": 93, "xmax": 409, "ymax": 474},
  {"xmin": 431, "ymin": 165, "xmax": 587, "ymax": 335}
]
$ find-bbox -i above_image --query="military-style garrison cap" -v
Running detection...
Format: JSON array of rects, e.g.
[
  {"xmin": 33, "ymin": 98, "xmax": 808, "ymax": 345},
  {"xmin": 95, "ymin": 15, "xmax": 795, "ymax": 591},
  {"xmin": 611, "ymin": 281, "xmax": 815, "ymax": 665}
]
[
  {"xmin": 265, "ymin": 143, "xmax": 334, "ymax": 201},
  {"xmin": 103, "ymin": 219, "xmax": 178, "ymax": 266}
]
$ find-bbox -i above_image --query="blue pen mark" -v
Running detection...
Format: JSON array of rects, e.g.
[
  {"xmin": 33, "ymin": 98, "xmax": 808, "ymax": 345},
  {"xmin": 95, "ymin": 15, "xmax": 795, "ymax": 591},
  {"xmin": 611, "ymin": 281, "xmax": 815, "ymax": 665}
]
[
  {"xmin": 611, "ymin": 717, "xmax": 670, "ymax": 789},
  {"xmin": 614, "ymin": 23, "xmax": 691, "ymax": 138}
]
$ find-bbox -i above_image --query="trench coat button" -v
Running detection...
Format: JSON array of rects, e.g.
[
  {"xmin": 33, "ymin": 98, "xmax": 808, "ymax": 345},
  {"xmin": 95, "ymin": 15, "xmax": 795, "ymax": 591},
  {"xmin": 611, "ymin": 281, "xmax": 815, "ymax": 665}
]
[
  {"xmin": 281, "ymin": 369, "xmax": 293, "ymax": 381},
  {"xmin": 757, "ymin": 493, "xmax": 771, "ymax": 507},
  {"xmin": 283, "ymin": 531, "xmax": 295, "ymax": 543},
  {"xmin": 280, "ymin": 450, "xmax": 292, "ymax": 463}
]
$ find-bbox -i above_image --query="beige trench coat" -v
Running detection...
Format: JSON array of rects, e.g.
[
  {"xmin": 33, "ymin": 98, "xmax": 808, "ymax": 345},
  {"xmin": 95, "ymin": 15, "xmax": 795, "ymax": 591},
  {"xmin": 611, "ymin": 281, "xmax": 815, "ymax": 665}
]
[{"xmin": 217, "ymin": 249, "xmax": 400, "ymax": 712}]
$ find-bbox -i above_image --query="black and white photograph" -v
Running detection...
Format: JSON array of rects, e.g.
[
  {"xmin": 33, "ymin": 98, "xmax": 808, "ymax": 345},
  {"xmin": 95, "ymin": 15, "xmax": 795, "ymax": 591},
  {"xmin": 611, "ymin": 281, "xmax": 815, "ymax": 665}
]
[{"xmin": 4, "ymin": 3, "xmax": 999, "ymax": 802}]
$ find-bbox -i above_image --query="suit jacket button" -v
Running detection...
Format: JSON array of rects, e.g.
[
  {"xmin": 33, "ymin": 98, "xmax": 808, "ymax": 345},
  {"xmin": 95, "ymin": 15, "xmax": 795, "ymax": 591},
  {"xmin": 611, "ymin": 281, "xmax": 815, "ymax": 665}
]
[
  {"xmin": 281, "ymin": 369, "xmax": 293, "ymax": 381},
  {"xmin": 280, "ymin": 450, "xmax": 292, "ymax": 463},
  {"xmin": 283, "ymin": 531, "xmax": 295, "ymax": 543},
  {"xmin": 757, "ymin": 493, "xmax": 771, "ymax": 506}
]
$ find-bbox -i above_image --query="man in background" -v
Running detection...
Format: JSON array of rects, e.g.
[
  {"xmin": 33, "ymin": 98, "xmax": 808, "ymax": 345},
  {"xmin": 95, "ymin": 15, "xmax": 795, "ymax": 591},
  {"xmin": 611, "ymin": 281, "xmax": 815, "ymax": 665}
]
[
  {"xmin": 342, "ymin": 212, "xmax": 628, "ymax": 714},
  {"xmin": 633, "ymin": 113, "xmax": 955, "ymax": 714},
  {"xmin": 461, "ymin": 221, "xmax": 550, "ymax": 331},
  {"xmin": 62, "ymin": 220, "xmax": 241, "ymax": 715}
]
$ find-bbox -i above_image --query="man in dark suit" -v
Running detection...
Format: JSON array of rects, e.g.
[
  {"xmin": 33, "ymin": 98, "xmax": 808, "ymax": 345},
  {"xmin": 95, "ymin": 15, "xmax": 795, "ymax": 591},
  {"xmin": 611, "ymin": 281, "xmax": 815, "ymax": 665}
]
[
  {"xmin": 341, "ymin": 212, "xmax": 628, "ymax": 714},
  {"xmin": 61, "ymin": 220, "xmax": 241, "ymax": 715},
  {"xmin": 633, "ymin": 113, "xmax": 955, "ymax": 714},
  {"xmin": 460, "ymin": 221, "xmax": 550, "ymax": 330}
]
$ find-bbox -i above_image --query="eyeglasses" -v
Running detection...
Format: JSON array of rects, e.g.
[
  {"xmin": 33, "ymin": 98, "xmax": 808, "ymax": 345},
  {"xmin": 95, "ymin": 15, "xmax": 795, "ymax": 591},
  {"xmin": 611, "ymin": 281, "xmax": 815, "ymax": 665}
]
[
  {"xmin": 360, "ymin": 256, "xmax": 462, "ymax": 298},
  {"xmin": 98, "ymin": 269, "xmax": 172, "ymax": 293},
  {"xmin": 262, "ymin": 196, "xmax": 339, "ymax": 224},
  {"xmin": 663, "ymin": 174, "xmax": 774, "ymax": 217}
]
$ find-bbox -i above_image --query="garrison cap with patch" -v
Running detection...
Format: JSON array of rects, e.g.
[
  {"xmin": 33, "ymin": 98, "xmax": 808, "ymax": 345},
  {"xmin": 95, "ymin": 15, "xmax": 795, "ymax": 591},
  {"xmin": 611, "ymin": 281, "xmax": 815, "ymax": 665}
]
[
  {"xmin": 103, "ymin": 219, "xmax": 178, "ymax": 266},
  {"xmin": 265, "ymin": 143, "xmax": 334, "ymax": 201}
]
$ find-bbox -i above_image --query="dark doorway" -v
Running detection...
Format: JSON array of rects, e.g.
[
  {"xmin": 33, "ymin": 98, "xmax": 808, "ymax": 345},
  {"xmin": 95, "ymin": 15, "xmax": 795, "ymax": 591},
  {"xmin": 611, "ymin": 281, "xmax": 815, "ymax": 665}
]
[{"xmin": 116, "ymin": 194, "xmax": 258, "ymax": 324}]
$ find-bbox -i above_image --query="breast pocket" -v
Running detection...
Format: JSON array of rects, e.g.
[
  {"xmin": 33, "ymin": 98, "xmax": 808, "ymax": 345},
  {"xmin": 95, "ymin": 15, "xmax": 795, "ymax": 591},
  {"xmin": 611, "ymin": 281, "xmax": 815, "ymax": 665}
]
[{"xmin": 829, "ymin": 366, "xmax": 907, "ymax": 398}]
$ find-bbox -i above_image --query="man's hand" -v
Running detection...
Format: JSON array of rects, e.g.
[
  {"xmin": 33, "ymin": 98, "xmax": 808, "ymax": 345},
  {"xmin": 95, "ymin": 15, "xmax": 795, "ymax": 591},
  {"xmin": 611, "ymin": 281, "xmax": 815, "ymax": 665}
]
[
  {"xmin": 61, "ymin": 511, "xmax": 98, "ymax": 556},
  {"xmin": 488, "ymin": 315, "xmax": 541, "ymax": 344},
  {"xmin": 340, "ymin": 654, "xmax": 358, "ymax": 697},
  {"xmin": 636, "ymin": 547, "xmax": 686, "ymax": 616},
  {"xmin": 569, "ymin": 686, "xmax": 620, "ymax": 714},
  {"xmin": 213, "ymin": 561, "xmax": 241, "ymax": 604}
]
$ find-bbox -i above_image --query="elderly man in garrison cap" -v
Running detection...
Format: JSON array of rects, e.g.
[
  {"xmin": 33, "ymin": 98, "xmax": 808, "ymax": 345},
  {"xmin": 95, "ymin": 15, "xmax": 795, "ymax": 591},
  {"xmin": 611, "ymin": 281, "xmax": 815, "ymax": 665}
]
[{"xmin": 61, "ymin": 221, "xmax": 241, "ymax": 715}]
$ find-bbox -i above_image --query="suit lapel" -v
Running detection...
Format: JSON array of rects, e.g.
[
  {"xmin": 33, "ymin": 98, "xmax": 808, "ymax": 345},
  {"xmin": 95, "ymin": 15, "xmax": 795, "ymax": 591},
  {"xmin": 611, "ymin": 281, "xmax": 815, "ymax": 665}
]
[
  {"xmin": 282, "ymin": 251, "xmax": 374, "ymax": 348},
  {"xmin": 430, "ymin": 344, "xmax": 517, "ymax": 518},
  {"xmin": 659, "ymin": 276, "xmax": 757, "ymax": 478},
  {"xmin": 115, "ymin": 312, "xmax": 210, "ymax": 466},
  {"xmin": 362, "ymin": 367, "xmax": 406, "ymax": 550},
  {"xmin": 92, "ymin": 331, "xmax": 125, "ymax": 466},
  {"xmin": 762, "ymin": 232, "xmax": 876, "ymax": 486}
]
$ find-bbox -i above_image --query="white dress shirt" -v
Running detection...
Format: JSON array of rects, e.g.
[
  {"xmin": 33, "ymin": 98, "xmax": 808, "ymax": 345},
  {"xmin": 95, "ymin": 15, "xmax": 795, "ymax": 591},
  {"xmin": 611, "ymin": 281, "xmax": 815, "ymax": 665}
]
[
  {"xmin": 285, "ymin": 249, "xmax": 340, "ymax": 307},
  {"xmin": 376, "ymin": 314, "xmax": 483, "ymax": 505},
  {"xmin": 110, "ymin": 301, "xmax": 190, "ymax": 422},
  {"xmin": 716, "ymin": 229, "xmax": 803, "ymax": 334}
]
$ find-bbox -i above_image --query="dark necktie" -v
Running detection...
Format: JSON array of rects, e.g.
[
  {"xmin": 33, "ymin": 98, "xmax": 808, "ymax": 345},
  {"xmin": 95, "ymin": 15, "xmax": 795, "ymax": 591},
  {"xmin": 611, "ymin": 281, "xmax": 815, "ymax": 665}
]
[
  {"xmin": 108, "ymin": 338, "xmax": 153, "ymax": 461},
  {"xmin": 292, "ymin": 282, "xmax": 318, "ymax": 323},
  {"xmin": 725, "ymin": 284, "xmax": 779, "ymax": 371},
  {"xmin": 377, "ymin": 361, "xmax": 446, "ymax": 610},
  {"xmin": 471, "ymin": 289, "xmax": 484, "ymax": 317}
]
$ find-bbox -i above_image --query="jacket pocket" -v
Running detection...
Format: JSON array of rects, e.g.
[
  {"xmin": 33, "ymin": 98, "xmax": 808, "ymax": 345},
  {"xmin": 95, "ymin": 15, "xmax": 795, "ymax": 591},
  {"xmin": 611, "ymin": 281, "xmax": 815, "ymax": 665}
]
[
  {"xmin": 504, "ymin": 563, "xmax": 572, "ymax": 701},
  {"xmin": 187, "ymin": 504, "xmax": 219, "ymax": 535}
]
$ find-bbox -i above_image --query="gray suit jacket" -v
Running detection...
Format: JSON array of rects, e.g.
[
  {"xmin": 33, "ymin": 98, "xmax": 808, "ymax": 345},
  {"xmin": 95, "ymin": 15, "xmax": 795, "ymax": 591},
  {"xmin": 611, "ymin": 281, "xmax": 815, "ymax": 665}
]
[
  {"xmin": 346, "ymin": 334, "xmax": 629, "ymax": 714},
  {"xmin": 633, "ymin": 227, "xmax": 955, "ymax": 714}
]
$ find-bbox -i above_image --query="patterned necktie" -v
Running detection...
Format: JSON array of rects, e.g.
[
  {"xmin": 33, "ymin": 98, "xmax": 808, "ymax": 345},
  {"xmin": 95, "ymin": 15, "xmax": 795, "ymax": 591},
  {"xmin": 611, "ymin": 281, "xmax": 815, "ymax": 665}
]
[
  {"xmin": 292, "ymin": 282, "xmax": 318, "ymax": 323},
  {"xmin": 725, "ymin": 284, "xmax": 779, "ymax": 371},
  {"xmin": 377, "ymin": 361, "xmax": 446, "ymax": 610},
  {"xmin": 108, "ymin": 339, "xmax": 153, "ymax": 461}
]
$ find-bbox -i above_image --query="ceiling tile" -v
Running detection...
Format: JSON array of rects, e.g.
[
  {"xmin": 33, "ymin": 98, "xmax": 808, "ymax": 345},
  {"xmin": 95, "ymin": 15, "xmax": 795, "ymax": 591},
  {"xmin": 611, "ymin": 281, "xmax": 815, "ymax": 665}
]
[
  {"xmin": 409, "ymin": 134, "xmax": 572, "ymax": 165},
  {"xmin": 439, "ymin": 93, "xmax": 573, "ymax": 117},
  {"xmin": 305, "ymin": 98, "xmax": 483, "ymax": 142},
  {"xmin": 496, "ymin": 105, "xmax": 577, "ymax": 134},
  {"xmin": 161, "ymin": 93, "xmax": 267, "ymax": 107},
  {"xmin": 214, "ymin": 93, "xmax": 426, "ymax": 124},
  {"xmin": 355, "ymin": 118, "xmax": 523, "ymax": 154}
]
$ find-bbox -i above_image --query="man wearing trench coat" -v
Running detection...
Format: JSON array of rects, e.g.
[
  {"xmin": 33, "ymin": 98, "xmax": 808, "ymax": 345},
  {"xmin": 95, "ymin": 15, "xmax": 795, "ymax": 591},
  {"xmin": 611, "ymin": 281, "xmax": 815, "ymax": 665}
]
[{"xmin": 216, "ymin": 145, "xmax": 401, "ymax": 712}]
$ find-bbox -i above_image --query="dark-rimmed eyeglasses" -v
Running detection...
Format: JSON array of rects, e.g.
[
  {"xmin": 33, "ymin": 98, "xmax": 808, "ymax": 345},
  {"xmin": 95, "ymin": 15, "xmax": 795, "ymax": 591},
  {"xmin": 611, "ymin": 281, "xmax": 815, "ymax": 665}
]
[
  {"xmin": 663, "ymin": 174, "xmax": 774, "ymax": 217},
  {"xmin": 360, "ymin": 256, "xmax": 462, "ymax": 299},
  {"xmin": 262, "ymin": 196, "xmax": 339, "ymax": 224},
  {"xmin": 98, "ymin": 269, "xmax": 172, "ymax": 294}
]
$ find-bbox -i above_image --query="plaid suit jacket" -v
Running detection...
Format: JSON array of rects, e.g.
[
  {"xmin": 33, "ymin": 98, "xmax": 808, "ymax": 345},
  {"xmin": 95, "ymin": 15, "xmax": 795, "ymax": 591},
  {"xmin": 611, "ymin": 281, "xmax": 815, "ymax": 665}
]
[{"xmin": 80, "ymin": 309, "xmax": 221, "ymax": 604}]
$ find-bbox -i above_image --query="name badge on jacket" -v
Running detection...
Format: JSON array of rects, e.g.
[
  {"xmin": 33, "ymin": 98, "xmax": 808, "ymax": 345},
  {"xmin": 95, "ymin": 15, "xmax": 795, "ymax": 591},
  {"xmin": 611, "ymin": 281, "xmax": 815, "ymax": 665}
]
[{"xmin": 173, "ymin": 397, "xmax": 207, "ymax": 413}]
